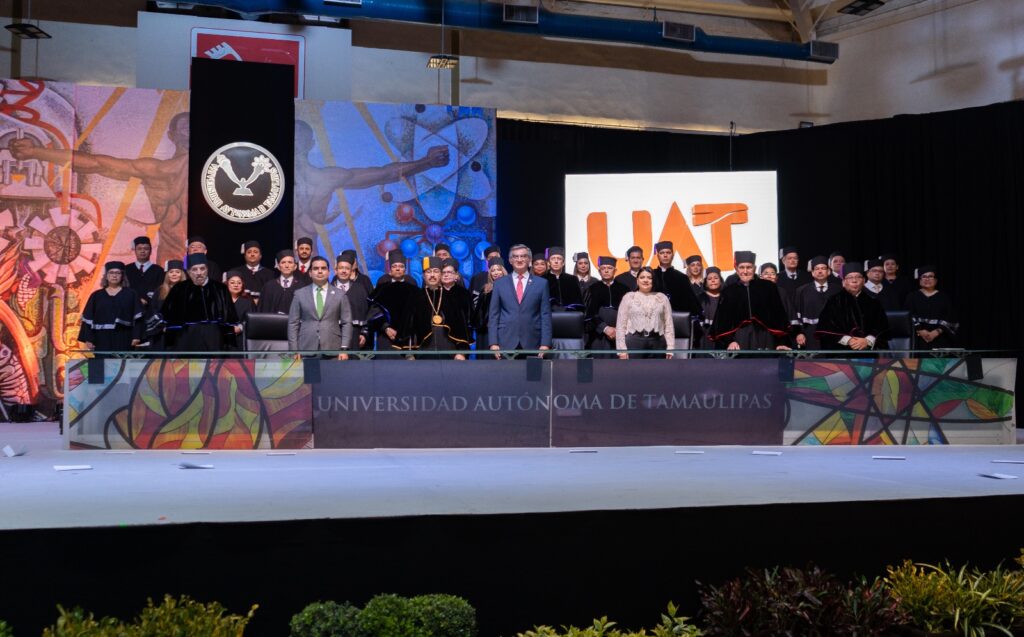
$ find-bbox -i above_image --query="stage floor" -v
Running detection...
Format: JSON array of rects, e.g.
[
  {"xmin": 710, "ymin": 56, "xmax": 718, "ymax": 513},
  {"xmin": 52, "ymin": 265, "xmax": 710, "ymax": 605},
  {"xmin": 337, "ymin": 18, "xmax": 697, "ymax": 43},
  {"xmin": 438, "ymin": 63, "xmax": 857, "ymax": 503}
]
[{"xmin": 1, "ymin": 423, "xmax": 1022, "ymax": 531}]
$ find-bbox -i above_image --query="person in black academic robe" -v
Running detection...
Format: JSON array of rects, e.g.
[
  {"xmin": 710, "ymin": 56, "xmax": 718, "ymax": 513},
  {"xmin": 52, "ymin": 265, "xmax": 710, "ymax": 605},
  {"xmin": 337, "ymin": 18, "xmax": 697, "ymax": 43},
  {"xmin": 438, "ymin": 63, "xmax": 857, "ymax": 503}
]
[
  {"xmin": 124, "ymin": 236, "xmax": 164, "ymax": 306},
  {"xmin": 162, "ymin": 254, "xmax": 239, "ymax": 353},
  {"xmin": 257, "ymin": 251, "xmax": 310, "ymax": 315},
  {"xmin": 815, "ymin": 265, "xmax": 889, "ymax": 353},
  {"xmin": 710, "ymin": 251, "xmax": 791, "ymax": 351},
  {"xmin": 370, "ymin": 250, "xmax": 419, "ymax": 351},
  {"xmin": 694, "ymin": 267, "xmax": 724, "ymax": 351},
  {"xmin": 332, "ymin": 253, "xmax": 372, "ymax": 350},
  {"xmin": 471, "ymin": 257, "xmax": 507, "ymax": 351},
  {"xmin": 613, "ymin": 246, "xmax": 645, "ymax": 292},
  {"xmin": 233, "ymin": 240, "xmax": 277, "ymax": 301},
  {"xmin": 775, "ymin": 246, "xmax": 812, "ymax": 298},
  {"xmin": 470, "ymin": 246, "xmax": 502, "ymax": 295},
  {"xmin": 584, "ymin": 256, "xmax": 630, "ymax": 352},
  {"xmin": 140, "ymin": 260, "xmax": 186, "ymax": 351},
  {"xmin": 544, "ymin": 247, "xmax": 585, "ymax": 311},
  {"xmin": 828, "ymin": 252, "xmax": 846, "ymax": 288},
  {"xmin": 758, "ymin": 263, "xmax": 797, "ymax": 349},
  {"xmin": 650, "ymin": 241, "xmax": 701, "ymax": 314},
  {"xmin": 904, "ymin": 265, "xmax": 958, "ymax": 350},
  {"xmin": 186, "ymin": 236, "xmax": 222, "ymax": 284},
  {"xmin": 684, "ymin": 254, "xmax": 705, "ymax": 298},
  {"xmin": 879, "ymin": 253, "xmax": 915, "ymax": 307},
  {"xmin": 794, "ymin": 256, "xmax": 840, "ymax": 350},
  {"xmin": 78, "ymin": 262, "xmax": 144, "ymax": 354},
  {"xmin": 401, "ymin": 257, "xmax": 472, "ymax": 358},
  {"xmin": 573, "ymin": 252, "xmax": 597, "ymax": 294}
]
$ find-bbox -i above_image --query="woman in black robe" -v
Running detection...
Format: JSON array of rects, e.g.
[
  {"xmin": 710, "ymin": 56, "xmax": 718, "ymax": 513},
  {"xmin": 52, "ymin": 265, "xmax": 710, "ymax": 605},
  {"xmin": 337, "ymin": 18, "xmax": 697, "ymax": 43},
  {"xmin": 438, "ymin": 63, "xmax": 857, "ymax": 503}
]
[
  {"xmin": 695, "ymin": 267, "xmax": 724, "ymax": 351},
  {"xmin": 471, "ymin": 256, "xmax": 506, "ymax": 351},
  {"xmin": 226, "ymin": 273, "xmax": 255, "ymax": 350},
  {"xmin": 904, "ymin": 265, "xmax": 958, "ymax": 350},
  {"xmin": 78, "ymin": 261, "xmax": 144, "ymax": 355}
]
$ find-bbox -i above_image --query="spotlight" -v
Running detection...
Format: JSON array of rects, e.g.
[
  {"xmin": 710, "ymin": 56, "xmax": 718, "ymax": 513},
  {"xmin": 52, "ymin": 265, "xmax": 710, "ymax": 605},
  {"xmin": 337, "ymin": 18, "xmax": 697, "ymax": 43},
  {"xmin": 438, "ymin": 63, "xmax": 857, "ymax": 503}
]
[
  {"xmin": 5, "ymin": 22, "xmax": 50, "ymax": 39},
  {"xmin": 838, "ymin": 0, "xmax": 885, "ymax": 16},
  {"xmin": 427, "ymin": 54, "xmax": 459, "ymax": 69}
]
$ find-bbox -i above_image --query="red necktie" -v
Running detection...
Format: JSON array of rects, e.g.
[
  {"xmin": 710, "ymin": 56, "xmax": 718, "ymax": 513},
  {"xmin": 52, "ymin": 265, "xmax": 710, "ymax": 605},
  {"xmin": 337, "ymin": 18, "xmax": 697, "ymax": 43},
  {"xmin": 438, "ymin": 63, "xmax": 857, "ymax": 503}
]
[{"xmin": 516, "ymin": 275, "xmax": 525, "ymax": 303}]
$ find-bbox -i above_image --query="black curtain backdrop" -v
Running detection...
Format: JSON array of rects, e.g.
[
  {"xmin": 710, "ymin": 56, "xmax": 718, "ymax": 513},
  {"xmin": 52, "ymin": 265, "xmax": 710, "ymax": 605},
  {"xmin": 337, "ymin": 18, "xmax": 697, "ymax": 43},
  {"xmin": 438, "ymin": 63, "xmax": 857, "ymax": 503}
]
[
  {"xmin": 497, "ymin": 101, "xmax": 1024, "ymax": 358},
  {"xmin": 188, "ymin": 58, "xmax": 295, "ymax": 271}
]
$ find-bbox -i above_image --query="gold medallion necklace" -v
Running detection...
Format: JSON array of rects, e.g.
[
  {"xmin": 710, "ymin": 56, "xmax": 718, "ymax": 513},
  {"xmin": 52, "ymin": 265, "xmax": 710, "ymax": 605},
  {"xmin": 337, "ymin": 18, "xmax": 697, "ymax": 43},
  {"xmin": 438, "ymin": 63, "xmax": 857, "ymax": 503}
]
[{"xmin": 426, "ymin": 286, "xmax": 444, "ymax": 325}]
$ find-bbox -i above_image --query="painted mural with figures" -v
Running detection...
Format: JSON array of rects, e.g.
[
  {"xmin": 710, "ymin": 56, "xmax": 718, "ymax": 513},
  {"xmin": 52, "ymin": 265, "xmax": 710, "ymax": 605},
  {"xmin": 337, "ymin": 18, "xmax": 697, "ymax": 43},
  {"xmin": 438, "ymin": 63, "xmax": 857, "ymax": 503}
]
[{"xmin": 0, "ymin": 80, "xmax": 189, "ymax": 416}]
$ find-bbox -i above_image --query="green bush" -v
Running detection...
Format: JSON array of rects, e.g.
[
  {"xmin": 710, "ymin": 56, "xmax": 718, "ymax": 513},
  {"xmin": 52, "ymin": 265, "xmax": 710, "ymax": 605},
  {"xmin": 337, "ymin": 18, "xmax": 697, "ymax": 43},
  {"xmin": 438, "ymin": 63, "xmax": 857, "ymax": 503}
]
[
  {"xmin": 517, "ymin": 603, "xmax": 702, "ymax": 637},
  {"xmin": 42, "ymin": 596, "xmax": 256, "ymax": 637},
  {"xmin": 0, "ymin": 619, "xmax": 13, "ymax": 637},
  {"xmin": 885, "ymin": 556, "xmax": 1024, "ymax": 636},
  {"xmin": 406, "ymin": 595, "xmax": 476, "ymax": 637},
  {"xmin": 289, "ymin": 601, "xmax": 364, "ymax": 637}
]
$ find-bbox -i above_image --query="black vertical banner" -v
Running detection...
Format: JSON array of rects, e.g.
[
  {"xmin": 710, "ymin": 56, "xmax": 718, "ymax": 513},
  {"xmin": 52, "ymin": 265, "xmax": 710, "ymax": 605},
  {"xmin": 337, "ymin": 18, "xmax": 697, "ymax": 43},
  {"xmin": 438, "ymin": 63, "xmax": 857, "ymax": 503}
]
[{"xmin": 188, "ymin": 58, "xmax": 294, "ymax": 269}]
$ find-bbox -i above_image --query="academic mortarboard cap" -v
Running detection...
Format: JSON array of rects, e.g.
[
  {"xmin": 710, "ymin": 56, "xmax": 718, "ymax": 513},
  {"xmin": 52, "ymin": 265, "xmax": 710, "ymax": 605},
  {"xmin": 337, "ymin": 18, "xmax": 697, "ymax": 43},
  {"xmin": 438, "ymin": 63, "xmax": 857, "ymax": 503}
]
[
  {"xmin": 779, "ymin": 246, "xmax": 798, "ymax": 259},
  {"xmin": 915, "ymin": 265, "xmax": 937, "ymax": 279},
  {"xmin": 341, "ymin": 249, "xmax": 357, "ymax": 259},
  {"xmin": 241, "ymin": 240, "xmax": 261, "ymax": 253},
  {"xmin": 132, "ymin": 236, "xmax": 151, "ymax": 247},
  {"xmin": 434, "ymin": 243, "xmax": 451, "ymax": 254},
  {"xmin": 597, "ymin": 256, "xmax": 616, "ymax": 267},
  {"xmin": 879, "ymin": 253, "xmax": 899, "ymax": 263},
  {"xmin": 187, "ymin": 236, "xmax": 206, "ymax": 247},
  {"xmin": 654, "ymin": 241, "xmax": 673, "ymax": 252},
  {"xmin": 545, "ymin": 247, "xmax": 565, "ymax": 259},
  {"xmin": 734, "ymin": 250, "xmax": 756, "ymax": 265},
  {"xmin": 487, "ymin": 256, "xmax": 504, "ymax": 268},
  {"xmin": 573, "ymin": 252, "xmax": 590, "ymax": 262},
  {"xmin": 532, "ymin": 253, "xmax": 548, "ymax": 263},
  {"xmin": 685, "ymin": 254, "xmax": 702, "ymax": 266},
  {"xmin": 165, "ymin": 259, "xmax": 184, "ymax": 271},
  {"xmin": 759, "ymin": 263, "xmax": 777, "ymax": 274},
  {"xmin": 441, "ymin": 257, "xmax": 458, "ymax": 270},
  {"xmin": 276, "ymin": 250, "xmax": 295, "ymax": 262},
  {"xmin": 422, "ymin": 256, "xmax": 443, "ymax": 271},
  {"xmin": 336, "ymin": 252, "xmax": 356, "ymax": 265},
  {"xmin": 808, "ymin": 255, "xmax": 828, "ymax": 270},
  {"xmin": 387, "ymin": 250, "xmax": 407, "ymax": 266},
  {"xmin": 705, "ymin": 266, "xmax": 722, "ymax": 276},
  {"xmin": 296, "ymin": 237, "xmax": 313, "ymax": 247},
  {"xmin": 104, "ymin": 261, "xmax": 125, "ymax": 271},
  {"xmin": 865, "ymin": 259, "xmax": 884, "ymax": 270},
  {"xmin": 841, "ymin": 262, "xmax": 864, "ymax": 278},
  {"xmin": 483, "ymin": 245, "xmax": 500, "ymax": 258},
  {"xmin": 186, "ymin": 253, "xmax": 208, "ymax": 267}
]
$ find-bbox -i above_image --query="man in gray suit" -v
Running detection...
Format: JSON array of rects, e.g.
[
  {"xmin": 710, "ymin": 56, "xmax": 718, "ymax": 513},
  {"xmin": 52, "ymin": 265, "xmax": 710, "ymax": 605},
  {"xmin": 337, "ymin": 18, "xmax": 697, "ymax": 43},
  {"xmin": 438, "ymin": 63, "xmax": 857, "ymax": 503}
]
[{"xmin": 288, "ymin": 256, "xmax": 353, "ymax": 360}]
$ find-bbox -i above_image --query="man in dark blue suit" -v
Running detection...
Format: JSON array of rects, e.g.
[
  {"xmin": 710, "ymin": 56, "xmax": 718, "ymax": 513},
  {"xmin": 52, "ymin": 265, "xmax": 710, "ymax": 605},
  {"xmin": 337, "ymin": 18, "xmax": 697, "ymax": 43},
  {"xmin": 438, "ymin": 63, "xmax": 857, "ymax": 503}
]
[{"xmin": 487, "ymin": 244, "xmax": 552, "ymax": 356}]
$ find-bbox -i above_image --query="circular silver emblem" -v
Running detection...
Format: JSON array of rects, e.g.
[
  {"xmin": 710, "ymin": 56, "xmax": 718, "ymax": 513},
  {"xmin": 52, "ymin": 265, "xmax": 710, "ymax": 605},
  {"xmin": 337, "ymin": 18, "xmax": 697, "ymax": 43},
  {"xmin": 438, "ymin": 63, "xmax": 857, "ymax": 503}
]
[{"xmin": 201, "ymin": 141, "xmax": 285, "ymax": 223}]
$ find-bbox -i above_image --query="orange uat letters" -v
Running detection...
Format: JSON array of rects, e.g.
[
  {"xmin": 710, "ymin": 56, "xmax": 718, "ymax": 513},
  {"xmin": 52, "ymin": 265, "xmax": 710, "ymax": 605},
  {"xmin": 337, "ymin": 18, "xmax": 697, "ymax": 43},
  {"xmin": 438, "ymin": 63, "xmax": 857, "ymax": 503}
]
[
  {"xmin": 587, "ymin": 210, "xmax": 652, "ymax": 273},
  {"xmin": 692, "ymin": 203, "xmax": 748, "ymax": 269}
]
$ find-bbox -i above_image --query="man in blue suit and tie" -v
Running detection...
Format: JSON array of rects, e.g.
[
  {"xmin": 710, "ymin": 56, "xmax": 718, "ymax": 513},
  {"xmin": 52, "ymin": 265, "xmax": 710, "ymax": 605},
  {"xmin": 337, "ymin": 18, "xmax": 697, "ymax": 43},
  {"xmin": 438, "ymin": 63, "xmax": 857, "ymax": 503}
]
[{"xmin": 488, "ymin": 244, "xmax": 552, "ymax": 357}]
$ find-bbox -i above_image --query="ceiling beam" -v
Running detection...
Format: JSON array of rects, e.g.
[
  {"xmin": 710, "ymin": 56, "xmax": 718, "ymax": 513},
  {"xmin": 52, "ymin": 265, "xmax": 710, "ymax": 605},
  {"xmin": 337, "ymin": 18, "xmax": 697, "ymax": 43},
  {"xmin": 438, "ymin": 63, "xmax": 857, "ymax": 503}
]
[
  {"xmin": 787, "ymin": 0, "xmax": 815, "ymax": 42},
  {"xmin": 563, "ymin": 0, "xmax": 794, "ymax": 23},
  {"xmin": 810, "ymin": 0, "xmax": 852, "ymax": 23}
]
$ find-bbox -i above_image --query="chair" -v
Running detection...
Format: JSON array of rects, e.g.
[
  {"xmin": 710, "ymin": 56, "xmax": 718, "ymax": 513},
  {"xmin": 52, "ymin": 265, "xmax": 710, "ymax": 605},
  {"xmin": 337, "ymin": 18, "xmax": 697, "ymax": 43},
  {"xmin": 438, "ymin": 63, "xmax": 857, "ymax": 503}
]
[
  {"xmin": 671, "ymin": 311, "xmax": 692, "ymax": 355},
  {"xmin": 885, "ymin": 310, "xmax": 914, "ymax": 352},
  {"xmin": 245, "ymin": 312, "xmax": 290, "ymax": 352},
  {"xmin": 551, "ymin": 310, "xmax": 585, "ymax": 357}
]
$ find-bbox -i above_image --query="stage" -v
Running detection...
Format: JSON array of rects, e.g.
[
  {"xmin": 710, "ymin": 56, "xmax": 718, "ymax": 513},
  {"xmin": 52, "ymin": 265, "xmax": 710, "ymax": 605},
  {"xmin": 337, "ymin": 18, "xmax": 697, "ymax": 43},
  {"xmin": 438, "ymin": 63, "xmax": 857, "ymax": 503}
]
[{"xmin": 3, "ymin": 422, "xmax": 1023, "ymax": 636}]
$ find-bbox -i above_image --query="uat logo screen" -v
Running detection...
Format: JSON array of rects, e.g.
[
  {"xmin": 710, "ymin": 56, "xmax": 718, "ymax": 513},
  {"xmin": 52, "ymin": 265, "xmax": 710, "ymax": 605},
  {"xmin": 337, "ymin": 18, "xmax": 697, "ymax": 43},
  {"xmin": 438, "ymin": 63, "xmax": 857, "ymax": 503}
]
[{"xmin": 565, "ymin": 171, "xmax": 778, "ymax": 275}]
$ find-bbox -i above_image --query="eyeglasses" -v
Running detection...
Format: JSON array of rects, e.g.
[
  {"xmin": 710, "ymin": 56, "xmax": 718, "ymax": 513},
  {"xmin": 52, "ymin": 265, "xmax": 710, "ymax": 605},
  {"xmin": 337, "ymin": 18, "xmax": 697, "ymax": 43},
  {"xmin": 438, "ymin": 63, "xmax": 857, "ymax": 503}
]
[{"xmin": 510, "ymin": 254, "xmax": 529, "ymax": 260}]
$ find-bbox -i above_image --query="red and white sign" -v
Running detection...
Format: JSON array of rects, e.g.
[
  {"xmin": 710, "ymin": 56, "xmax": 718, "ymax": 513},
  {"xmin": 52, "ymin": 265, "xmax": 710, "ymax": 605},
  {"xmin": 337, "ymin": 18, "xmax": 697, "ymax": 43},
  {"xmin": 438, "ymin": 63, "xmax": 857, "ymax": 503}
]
[{"xmin": 191, "ymin": 28, "xmax": 305, "ymax": 97}]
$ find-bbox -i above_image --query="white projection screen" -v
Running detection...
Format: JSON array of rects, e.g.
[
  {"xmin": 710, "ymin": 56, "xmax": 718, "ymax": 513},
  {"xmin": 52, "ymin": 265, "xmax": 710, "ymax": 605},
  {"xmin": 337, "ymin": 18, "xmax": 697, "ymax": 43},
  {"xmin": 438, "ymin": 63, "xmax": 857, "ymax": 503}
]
[{"xmin": 564, "ymin": 171, "xmax": 778, "ymax": 276}]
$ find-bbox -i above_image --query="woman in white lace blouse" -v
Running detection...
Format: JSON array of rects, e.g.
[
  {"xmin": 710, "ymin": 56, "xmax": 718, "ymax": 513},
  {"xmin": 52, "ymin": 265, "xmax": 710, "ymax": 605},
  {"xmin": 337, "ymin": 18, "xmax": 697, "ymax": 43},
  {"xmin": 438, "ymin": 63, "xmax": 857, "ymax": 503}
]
[{"xmin": 615, "ymin": 268, "xmax": 675, "ymax": 359}]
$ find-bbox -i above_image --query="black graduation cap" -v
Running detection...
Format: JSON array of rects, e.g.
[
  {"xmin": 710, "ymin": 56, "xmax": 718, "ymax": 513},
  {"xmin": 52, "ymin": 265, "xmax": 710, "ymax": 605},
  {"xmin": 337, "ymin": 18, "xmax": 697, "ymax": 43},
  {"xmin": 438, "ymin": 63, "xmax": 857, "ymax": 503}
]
[
  {"xmin": 483, "ymin": 245, "xmax": 500, "ymax": 258},
  {"xmin": 387, "ymin": 250, "xmax": 407, "ymax": 266},
  {"xmin": 532, "ymin": 253, "xmax": 548, "ymax": 263},
  {"xmin": 296, "ymin": 237, "xmax": 313, "ymax": 247},
  {"xmin": 341, "ymin": 249, "xmax": 357, "ymax": 259},
  {"xmin": 759, "ymin": 263, "xmax": 777, "ymax": 274},
  {"xmin": 734, "ymin": 250, "xmax": 756, "ymax": 265},
  {"xmin": 186, "ymin": 236, "xmax": 206, "ymax": 247},
  {"xmin": 336, "ymin": 252, "xmax": 356, "ymax": 265},
  {"xmin": 914, "ymin": 265, "xmax": 937, "ymax": 279},
  {"xmin": 685, "ymin": 254, "xmax": 702, "ymax": 265},
  {"xmin": 186, "ymin": 253, "xmax": 208, "ymax": 267},
  {"xmin": 165, "ymin": 259, "xmax": 184, "ymax": 271},
  {"xmin": 705, "ymin": 266, "xmax": 722, "ymax": 277},
  {"xmin": 654, "ymin": 241, "xmax": 673, "ymax": 252},
  {"xmin": 841, "ymin": 262, "xmax": 865, "ymax": 278},
  {"xmin": 434, "ymin": 243, "xmax": 451, "ymax": 254},
  {"xmin": 545, "ymin": 247, "xmax": 565, "ymax": 259},
  {"xmin": 808, "ymin": 255, "xmax": 828, "ymax": 270},
  {"xmin": 865, "ymin": 258, "xmax": 884, "ymax": 270},
  {"xmin": 422, "ymin": 256, "xmax": 443, "ymax": 271},
  {"xmin": 573, "ymin": 252, "xmax": 590, "ymax": 262},
  {"xmin": 241, "ymin": 240, "xmax": 261, "ymax": 253},
  {"xmin": 132, "ymin": 236, "xmax": 151, "ymax": 247},
  {"xmin": 779, "ymin": 246, "xmax": 798, "ymax": 259},
  {"xmin": 597, "ymin": 256, "xmax": 616, "ymax": 267},
  {"xmin": 104, "ymin": 261, "xmax": 125, "ymax": 271},
  {"xmin": 441, "ymin": 257, "xmax": 459, "ymax": 270},
  {"xmin": 276, "ymin": 250, "xmax": 295, "ymax": 263},
  {"xmin": 487, "ymin": 256, "xmax": 504, "ymax": 268}
]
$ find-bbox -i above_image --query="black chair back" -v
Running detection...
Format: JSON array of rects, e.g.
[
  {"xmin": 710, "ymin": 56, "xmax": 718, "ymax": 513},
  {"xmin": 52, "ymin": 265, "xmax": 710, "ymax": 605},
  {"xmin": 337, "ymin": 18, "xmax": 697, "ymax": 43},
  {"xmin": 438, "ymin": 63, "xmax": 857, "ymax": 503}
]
[
  {"xmin": 552, "ymin": 311, "xmax": 585, "ymax": 339},
  {"xmin": 245, "ymin": 312, "xmax": 289, "ymax": 351},
  {"xmin": 671, "ymin": 311, "xmax": 691, "ymax": 353},
  {"xmin": 886, "ymin": 310, "xmax": 914, "ymax": 351}
]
